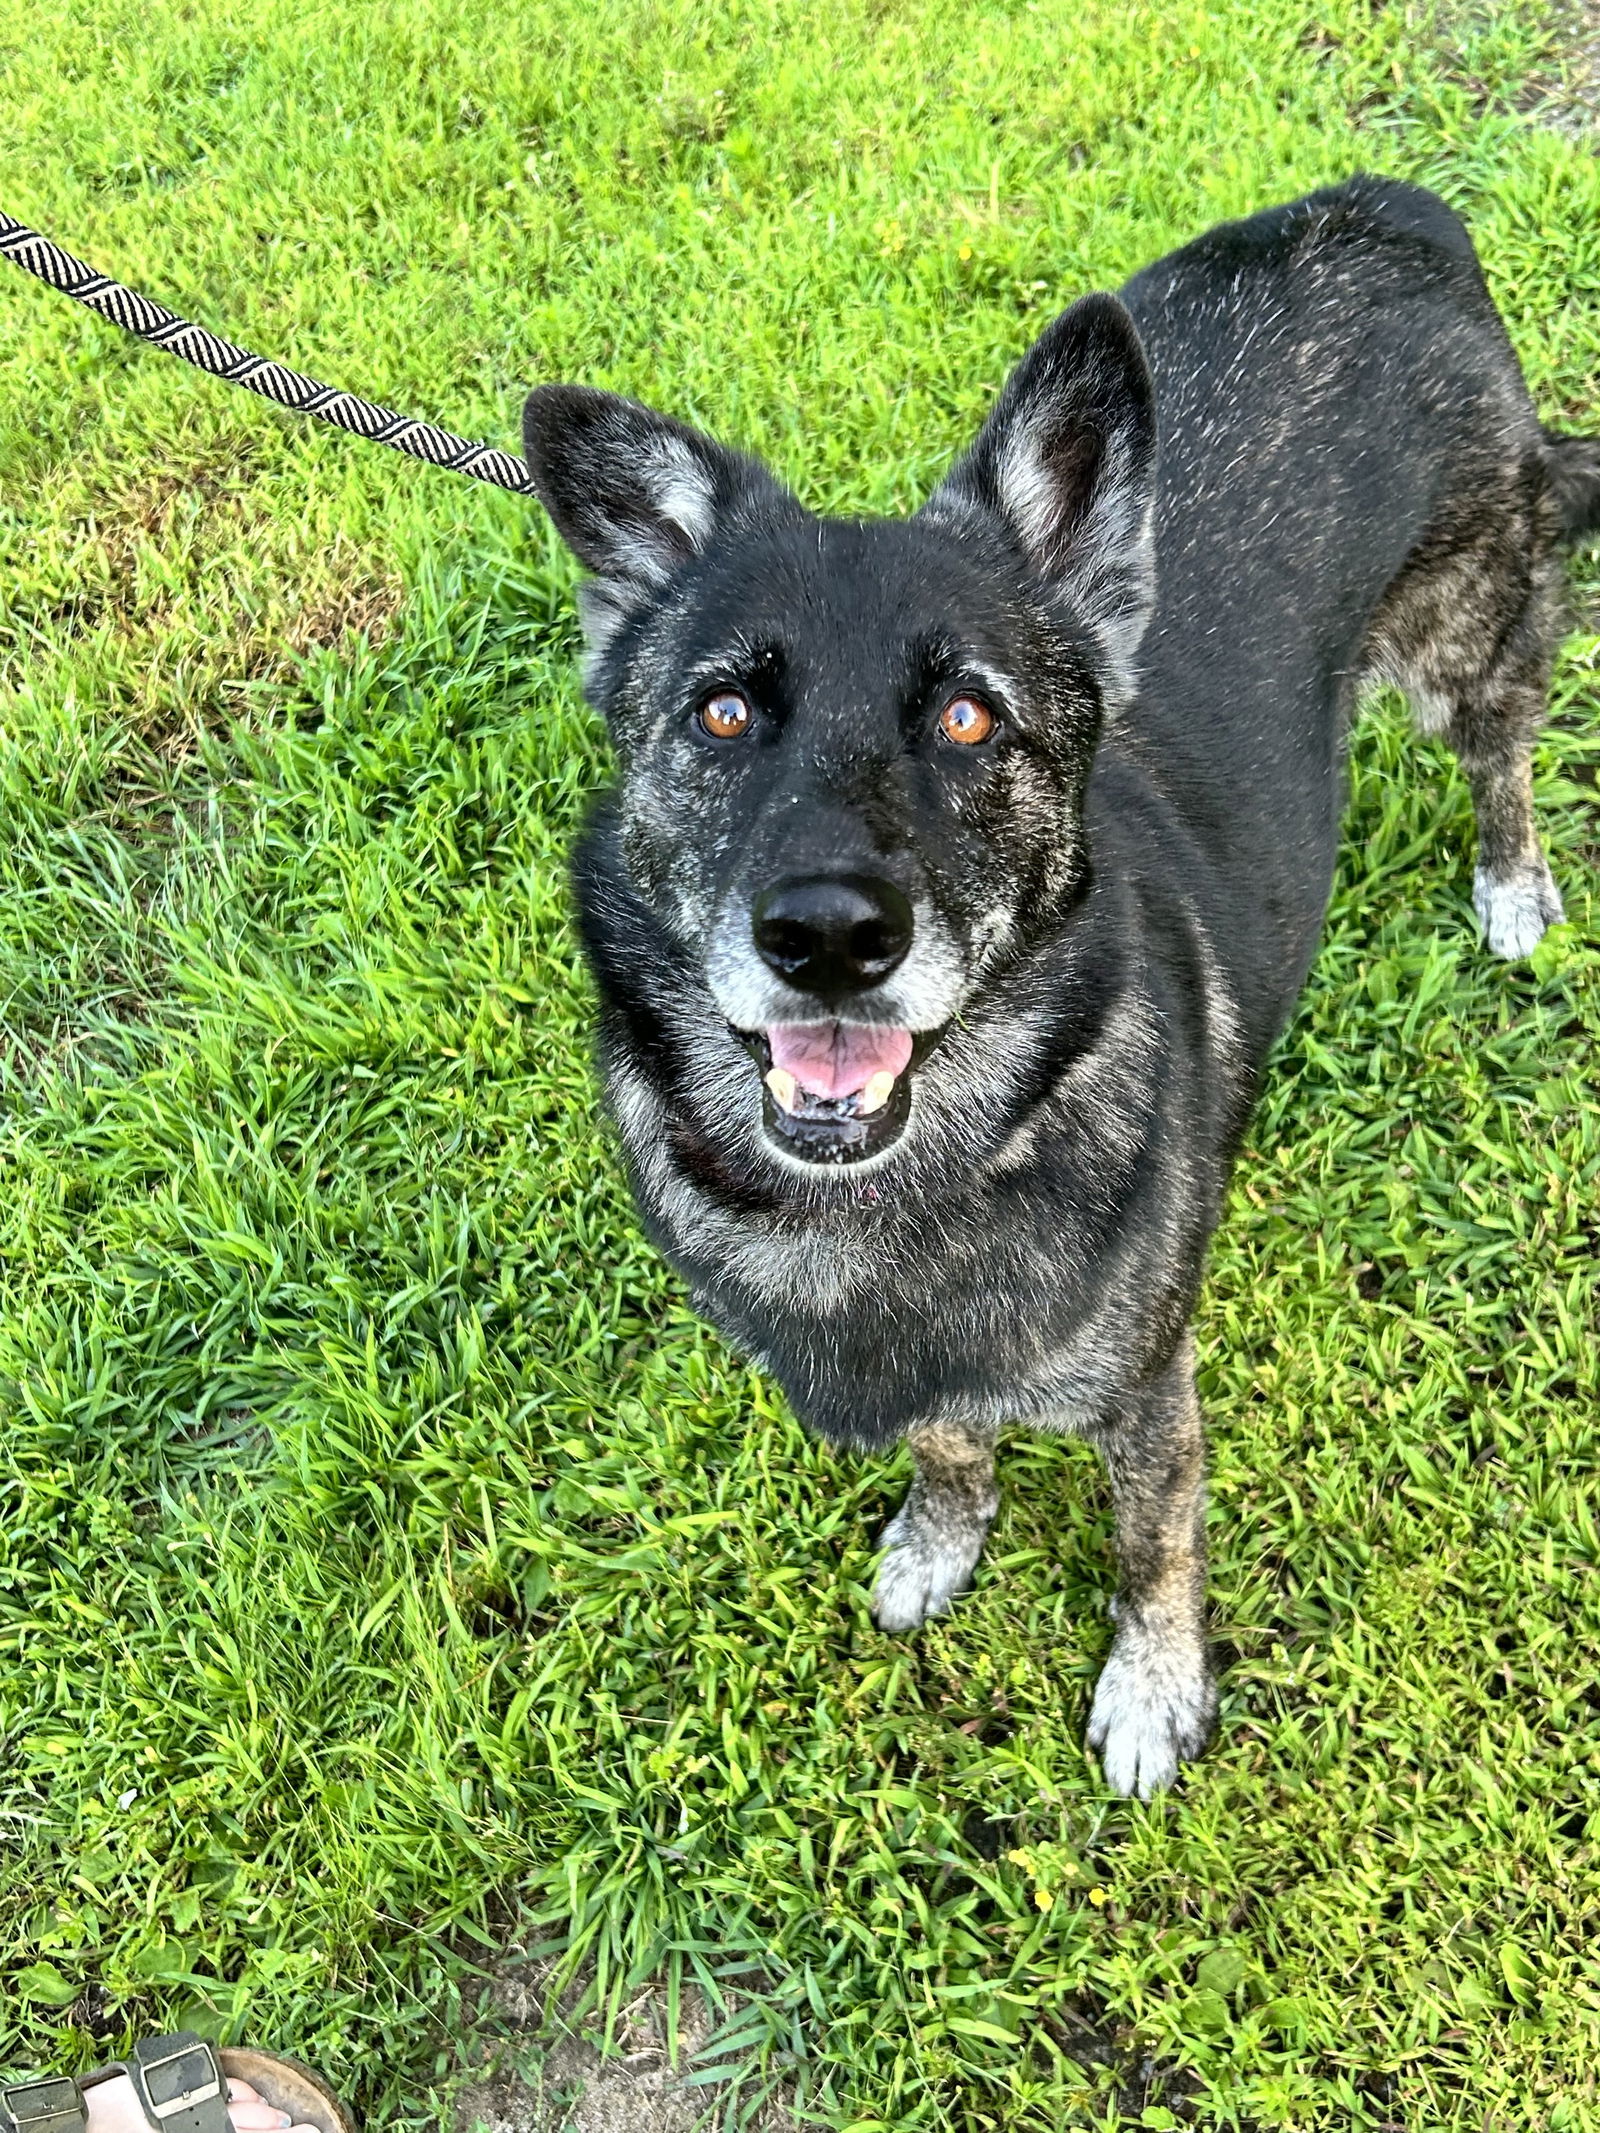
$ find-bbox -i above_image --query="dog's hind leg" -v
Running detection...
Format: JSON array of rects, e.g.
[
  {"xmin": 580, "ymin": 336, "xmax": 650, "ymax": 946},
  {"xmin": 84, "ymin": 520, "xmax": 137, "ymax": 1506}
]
[
  {"xmin": 1084, "ymin": 1334, "xmax": 1216, "ymax": 1798},
  {"xmin": 1368, "ymin": 494, "xmax": 1566, "ymax": 960},
  {"xmin": 1448, "ymin": 649, "xmax": 1565, "ymax": 961},
  {"xmin": 1448, "ymin": 418, "xmax": 1600, "ymax": 953},
  {"xmin": 871, "ymin": 1419, "xmax": 999, "ymax": 1633}
]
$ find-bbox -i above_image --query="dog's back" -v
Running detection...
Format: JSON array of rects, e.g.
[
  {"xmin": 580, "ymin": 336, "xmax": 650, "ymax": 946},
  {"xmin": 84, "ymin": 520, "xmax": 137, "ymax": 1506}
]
[{"xmin": 1106, "ymin": 176, "xmax": 1571, "ymax": 1050}]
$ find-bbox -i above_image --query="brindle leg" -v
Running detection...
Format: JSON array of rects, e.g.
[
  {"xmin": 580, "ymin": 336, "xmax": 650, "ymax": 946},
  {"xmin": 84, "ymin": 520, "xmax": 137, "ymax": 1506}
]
[
  {"xmin": 1379, "ymin": 530, "xmax": 1565, "ymax": 960},
  {"xmin": 871, "ymin": 1418, "xmax": 999, "ymax": 1632},
  {"xmin": 1085, "ymin": 1334, "xmax": 1216, "ymax": 1798},
  {"xmin": 1448, "ymin": 661, "xmax": 1564, "ymax": 960}
]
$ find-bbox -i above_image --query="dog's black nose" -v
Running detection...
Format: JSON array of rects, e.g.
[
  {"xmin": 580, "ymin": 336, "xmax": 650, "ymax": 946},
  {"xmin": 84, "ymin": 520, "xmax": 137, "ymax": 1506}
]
[{"xmin": 751, "ymin": 875, "xmax": 914, "ymax": 998}]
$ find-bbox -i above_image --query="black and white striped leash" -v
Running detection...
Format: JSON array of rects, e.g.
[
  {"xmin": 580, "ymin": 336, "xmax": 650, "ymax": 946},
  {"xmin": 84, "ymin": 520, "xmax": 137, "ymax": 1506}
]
[{"xmin": 0, "ymin": 209, "xmax": 536, "ymax": 496}]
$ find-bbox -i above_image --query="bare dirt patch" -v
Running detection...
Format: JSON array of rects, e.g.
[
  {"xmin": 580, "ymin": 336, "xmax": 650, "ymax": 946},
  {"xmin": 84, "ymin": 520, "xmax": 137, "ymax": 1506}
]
[
  {"xmin": 1529, "ymin": 0, "xmax": 1600, "ymax": 136},
  {"xmin": 1419, "ymin": 0, "xmax": 1600, "ymax": 134},
  {"xmin": 282, "ymin": 569, "xmax": 405, "ymax": 665},
  {"xmin": 6, "ymin": 450, "xmax": 404, "ymax": 764},
  {"xmin": 454, "ymin": 1967, "xmax": 795, "ymax": 2133}
]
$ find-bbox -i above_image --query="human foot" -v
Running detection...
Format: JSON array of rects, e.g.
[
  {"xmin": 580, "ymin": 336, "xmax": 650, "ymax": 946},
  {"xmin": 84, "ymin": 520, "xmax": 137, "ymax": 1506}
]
[{"xmin": 83, "ymin": 2074, "xmax": 317, "ymax": 2133}]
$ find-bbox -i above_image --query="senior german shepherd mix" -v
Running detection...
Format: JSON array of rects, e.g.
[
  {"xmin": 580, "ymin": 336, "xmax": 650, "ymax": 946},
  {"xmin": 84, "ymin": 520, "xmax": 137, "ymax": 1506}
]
[{"xmin": 523, "ymin": 177, "xmax": 1599, "ymax": 1796}]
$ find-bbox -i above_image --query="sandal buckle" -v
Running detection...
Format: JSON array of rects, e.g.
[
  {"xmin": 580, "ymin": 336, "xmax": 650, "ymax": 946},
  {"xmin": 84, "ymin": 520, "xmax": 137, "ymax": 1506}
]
[
  {"xmin": 1, "ymin": 2078, "xmax": 86, "ymax": 2132},
  {"xmin": 132, "ymin": 2042, "xmax": 222, "ymax": 2123}
]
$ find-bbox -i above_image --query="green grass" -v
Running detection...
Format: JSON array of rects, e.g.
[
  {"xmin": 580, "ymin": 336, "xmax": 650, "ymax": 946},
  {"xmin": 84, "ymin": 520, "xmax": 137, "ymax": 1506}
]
[{"xmin": 1, "ymin": 1, "xmax": 1598, "ymax": 2126}]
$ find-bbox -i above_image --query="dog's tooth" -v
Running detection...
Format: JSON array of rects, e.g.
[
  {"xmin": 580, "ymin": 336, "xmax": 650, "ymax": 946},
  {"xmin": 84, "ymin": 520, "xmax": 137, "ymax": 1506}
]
[
  {"xmin": 859, "ymin": 1071, "xmax": 896, "ymax": 1116},
  {"xmin": 765, "ymin": 1067, "xmax": 799, "ymax": 1113}
]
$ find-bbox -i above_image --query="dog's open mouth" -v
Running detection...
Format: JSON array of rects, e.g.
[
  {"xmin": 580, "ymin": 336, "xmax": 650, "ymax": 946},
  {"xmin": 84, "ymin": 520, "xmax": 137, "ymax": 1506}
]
[{"xmin": 740, "ymin": 1021, "xmax": 919, "ymax": 1164}]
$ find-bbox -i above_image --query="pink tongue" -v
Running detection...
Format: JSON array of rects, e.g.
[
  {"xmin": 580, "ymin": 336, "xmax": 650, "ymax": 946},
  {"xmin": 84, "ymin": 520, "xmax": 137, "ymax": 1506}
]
[{"xmin": 767, "ymin": 1022, "xmax": 914, "ymax": 1100}]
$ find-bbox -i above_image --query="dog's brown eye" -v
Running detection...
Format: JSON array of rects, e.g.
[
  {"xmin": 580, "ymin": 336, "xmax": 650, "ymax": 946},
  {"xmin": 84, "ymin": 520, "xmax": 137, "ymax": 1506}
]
[
  {"xmin": 939, "ymin": 694, "xmax": 995, "ymax": 745},
  {"xmin": 697, "ymin": 690, "xmax": 753, "ymax": 740}
]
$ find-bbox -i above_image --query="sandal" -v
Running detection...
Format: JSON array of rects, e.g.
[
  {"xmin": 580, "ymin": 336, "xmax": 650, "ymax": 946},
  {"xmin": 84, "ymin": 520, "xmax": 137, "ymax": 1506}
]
[
  {"xmin": 2, "ymin": 2035, "xmax": 357, "ymax": 2133},
  {"xmin": 214, "ymin": 2048, "xmax": 355, "ymax": 2133}
]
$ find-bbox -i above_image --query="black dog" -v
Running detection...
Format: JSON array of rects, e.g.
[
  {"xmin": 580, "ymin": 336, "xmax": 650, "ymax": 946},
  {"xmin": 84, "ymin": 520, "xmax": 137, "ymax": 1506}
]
[{"xmin": 523, "ymin": 177, "xmax": 1599, "ymax": 1795}]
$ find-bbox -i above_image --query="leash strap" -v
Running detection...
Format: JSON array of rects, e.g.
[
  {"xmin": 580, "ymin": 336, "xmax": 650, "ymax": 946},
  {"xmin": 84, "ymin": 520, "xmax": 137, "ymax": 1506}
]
[{"xmin": 0, "ymin": 209, "xmax": 535, "ymax": 495}]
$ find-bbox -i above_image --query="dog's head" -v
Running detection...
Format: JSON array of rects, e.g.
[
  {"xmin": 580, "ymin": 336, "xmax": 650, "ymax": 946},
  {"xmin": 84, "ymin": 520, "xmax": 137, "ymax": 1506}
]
[{"xmin": 524, "ymin": 296, "xmax": 1156, "ymax": 1174}]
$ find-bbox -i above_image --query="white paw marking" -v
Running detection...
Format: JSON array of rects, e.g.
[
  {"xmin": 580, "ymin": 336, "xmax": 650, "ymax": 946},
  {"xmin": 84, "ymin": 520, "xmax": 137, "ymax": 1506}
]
[
  {"xmin": 1474, "ymin": 861, "xmax": 1563, "ymax": 961},
  {"xmin": 1085, "ymin": 1630, "xmax": 1216, "ymax": 1799},
  {"xmin": 870, "ymin": 1504, "xmax": 991, "ymax": 1632}
]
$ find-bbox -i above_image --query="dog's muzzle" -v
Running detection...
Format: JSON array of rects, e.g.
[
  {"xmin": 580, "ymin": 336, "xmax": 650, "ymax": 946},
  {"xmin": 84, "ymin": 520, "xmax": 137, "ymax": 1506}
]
[{"xmin": 721, "ymin": 873, "xmax": 959, "ymax": 1163}]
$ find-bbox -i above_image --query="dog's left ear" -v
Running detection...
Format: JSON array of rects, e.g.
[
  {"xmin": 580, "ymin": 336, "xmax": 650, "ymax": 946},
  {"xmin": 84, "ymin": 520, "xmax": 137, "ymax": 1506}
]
[
  {"xmin": 925, "ymin": 294, "xmax": 1157, "ymax": 693},
  {"xmin": 523, "ymin": 385, "xmax": 795, "ymax": 670}
]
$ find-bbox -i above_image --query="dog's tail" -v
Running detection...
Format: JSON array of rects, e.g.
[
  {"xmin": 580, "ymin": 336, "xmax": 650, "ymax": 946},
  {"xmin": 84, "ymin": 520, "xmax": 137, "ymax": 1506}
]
[{"xmin": 1545, "ymin": 428, "xmax": 1600, "ymax": 544}]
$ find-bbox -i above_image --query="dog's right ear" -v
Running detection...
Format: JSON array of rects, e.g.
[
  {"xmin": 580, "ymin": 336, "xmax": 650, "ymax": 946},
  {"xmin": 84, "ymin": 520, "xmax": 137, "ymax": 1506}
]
[{"xmin": 523, "ymin": 386, "xmax": 790, "ymax": 666}]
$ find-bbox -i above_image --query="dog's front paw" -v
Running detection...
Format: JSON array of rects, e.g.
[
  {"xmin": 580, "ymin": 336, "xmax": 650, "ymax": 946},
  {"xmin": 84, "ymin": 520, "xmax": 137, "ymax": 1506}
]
[
  {"xmin": 1474, "ymin": 860, "xmax": 1563, "ymax": 960},
  {"xmin": 870, "ymin": 1503, "xmax": 988, "ymax": 1632},
  {"xmin": 1086, "ymin": 1628, "xmax": 1217, "ymax": 1799}
]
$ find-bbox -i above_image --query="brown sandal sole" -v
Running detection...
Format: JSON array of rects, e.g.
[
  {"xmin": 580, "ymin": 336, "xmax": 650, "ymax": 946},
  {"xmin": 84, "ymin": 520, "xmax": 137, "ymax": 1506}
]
[{"xmin": 217, "ymin": 2050, "xmax": 359, "ymax": 2133}]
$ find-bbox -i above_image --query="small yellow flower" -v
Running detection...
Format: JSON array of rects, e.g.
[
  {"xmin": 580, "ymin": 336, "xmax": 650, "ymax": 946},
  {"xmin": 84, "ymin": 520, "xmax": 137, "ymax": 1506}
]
[
  {"xmin": 958, "ymin": 244, "xmax": 974, "ymax": 262},
  {"xmin": 1088, "ymin": 1886, "xmax": 1109, "ymax": 1907},
  {"xmin": 1034, "ymin": 1887, "xmax": 1053, "ymax": 1911}
]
